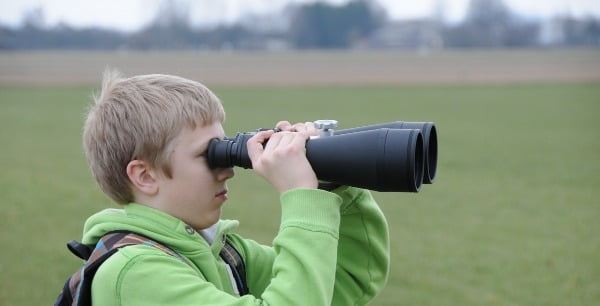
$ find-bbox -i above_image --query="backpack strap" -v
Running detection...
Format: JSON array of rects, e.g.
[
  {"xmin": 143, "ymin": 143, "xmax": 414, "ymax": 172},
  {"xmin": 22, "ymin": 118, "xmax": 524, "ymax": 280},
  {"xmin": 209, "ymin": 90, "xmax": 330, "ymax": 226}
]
[
  {"xmin": 66, "ymin": 240, "xmax": 93, "ymax": 260},
  {"xmin": 220, "ymin": 240, "xmax": 249, "ymax": 296},
  {"xmin": 55, "ymin": 231, "xmax": 189, "ymax": 306},
  {"xmin": 55, "ymin": 231, "xmax": 249, "ymax": 306}
]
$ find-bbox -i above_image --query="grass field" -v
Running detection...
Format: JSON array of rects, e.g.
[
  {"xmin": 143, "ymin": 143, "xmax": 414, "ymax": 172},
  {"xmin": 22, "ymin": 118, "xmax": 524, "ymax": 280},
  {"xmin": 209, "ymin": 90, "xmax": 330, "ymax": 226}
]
[{"xmin": 1, "ymin": 65, "xmax": 599, "ymax": 304}]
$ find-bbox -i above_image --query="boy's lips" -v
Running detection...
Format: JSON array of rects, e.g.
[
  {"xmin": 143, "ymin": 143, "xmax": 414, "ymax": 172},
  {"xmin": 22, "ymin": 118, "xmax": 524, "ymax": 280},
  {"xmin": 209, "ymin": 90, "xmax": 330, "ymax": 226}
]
[{"xmin": 215, "ymin": 190, "xmax": 228, "ymax": 199}]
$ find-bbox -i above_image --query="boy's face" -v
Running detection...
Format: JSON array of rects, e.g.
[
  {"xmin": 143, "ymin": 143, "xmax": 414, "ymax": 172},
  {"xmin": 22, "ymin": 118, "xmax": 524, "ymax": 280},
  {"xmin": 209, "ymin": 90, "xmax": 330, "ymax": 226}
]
[{"xmin": 155, "ymin": 122, "xmax": 234, "ymax": 231}]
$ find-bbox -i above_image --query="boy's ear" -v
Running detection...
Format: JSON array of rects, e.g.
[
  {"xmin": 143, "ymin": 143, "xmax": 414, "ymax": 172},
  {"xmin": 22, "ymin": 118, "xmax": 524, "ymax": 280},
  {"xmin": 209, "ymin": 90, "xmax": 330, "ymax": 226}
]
[{"xmin": 126, "ymin": 160, "xmax": 159, "ymax": 196}]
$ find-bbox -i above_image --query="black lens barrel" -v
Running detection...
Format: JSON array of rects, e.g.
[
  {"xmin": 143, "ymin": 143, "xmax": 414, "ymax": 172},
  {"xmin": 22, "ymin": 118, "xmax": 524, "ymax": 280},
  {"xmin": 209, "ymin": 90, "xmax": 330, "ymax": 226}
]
[
  {"xmin": 336, "ymin": 121, "xmax": 437, "ymax": 184},
  {"xmin": 207, "ymin": 133, "xmax": 255, "ymax": 169},
  {"xmin": 305, "ymin": 128, "xmax": 424, "ymax": 192}
]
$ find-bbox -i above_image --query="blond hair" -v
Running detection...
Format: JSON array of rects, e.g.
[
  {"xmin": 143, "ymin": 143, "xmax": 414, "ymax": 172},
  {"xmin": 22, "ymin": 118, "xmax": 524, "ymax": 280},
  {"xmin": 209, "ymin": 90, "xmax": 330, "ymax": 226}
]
[{"xmin": 83, "ymin": 70, "xmax": 225, "ymax": 204}]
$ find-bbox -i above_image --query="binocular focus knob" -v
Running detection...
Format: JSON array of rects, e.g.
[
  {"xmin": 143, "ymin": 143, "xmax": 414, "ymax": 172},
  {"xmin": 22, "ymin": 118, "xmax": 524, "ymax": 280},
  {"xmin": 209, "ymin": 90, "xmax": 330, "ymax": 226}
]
[{"xmin": 314, "ymin": 120, "xmax": 338, "ymax": 137}]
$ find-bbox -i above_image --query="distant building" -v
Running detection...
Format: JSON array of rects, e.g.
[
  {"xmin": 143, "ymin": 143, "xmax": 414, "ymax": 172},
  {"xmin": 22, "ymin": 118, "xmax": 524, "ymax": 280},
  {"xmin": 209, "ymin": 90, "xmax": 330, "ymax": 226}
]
[
  {"xmin": 539, "ymin": 17, "xmax": 565, "ymax": 46},
  {"xmin": 538, "ymin": 15, "xmax": 600, "ymax": 47}
]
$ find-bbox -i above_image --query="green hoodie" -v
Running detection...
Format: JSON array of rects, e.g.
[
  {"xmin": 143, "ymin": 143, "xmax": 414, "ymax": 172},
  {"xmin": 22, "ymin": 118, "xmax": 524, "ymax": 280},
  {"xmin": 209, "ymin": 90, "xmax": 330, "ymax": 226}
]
[{"xmin": 84, "ymin": 187, "xmax": 389, "ymax": 305}]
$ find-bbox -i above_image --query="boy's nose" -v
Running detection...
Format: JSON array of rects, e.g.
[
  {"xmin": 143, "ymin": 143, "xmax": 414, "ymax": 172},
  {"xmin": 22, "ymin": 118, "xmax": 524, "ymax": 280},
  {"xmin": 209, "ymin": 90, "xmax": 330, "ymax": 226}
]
[{"xmin": 216, "ymin": 167, "xmax": 235, "ymax": 181}]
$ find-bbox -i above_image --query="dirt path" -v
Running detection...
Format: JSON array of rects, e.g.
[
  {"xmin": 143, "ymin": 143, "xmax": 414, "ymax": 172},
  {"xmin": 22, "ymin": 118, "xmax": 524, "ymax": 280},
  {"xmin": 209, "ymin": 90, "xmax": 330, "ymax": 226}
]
[{"xmin": 1, "ymin": 49, "xmax": 599, "ymax": 86}]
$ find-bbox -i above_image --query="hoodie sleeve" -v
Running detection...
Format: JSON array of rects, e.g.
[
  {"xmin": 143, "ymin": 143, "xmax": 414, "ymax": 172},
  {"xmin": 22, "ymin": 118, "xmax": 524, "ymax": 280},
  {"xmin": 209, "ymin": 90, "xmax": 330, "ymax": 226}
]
[
  {"xmin": 330, "ymin": 187, "xmax": 390, "ymax": 306},
  {"xmin": 231, "ymin": 187, "xmax": 390, "ymax": 305}
]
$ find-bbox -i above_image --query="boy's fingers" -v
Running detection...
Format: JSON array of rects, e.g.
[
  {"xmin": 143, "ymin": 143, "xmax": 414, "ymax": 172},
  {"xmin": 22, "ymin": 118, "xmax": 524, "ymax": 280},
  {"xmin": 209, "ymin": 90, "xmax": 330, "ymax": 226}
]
[
  {"xmin": 304, "ymin": 121, "xmax": 319, "ymax": 136},
  {"xmin": 275, "ymin": 121, "xmax": 292, "ymax": 131},
  {"xmin": 276, "ymin": 121, "xmax": 318, "ymax": 137},
  {"xmin": 247, "ymin": 130, "xmax": 274, "ymax": 161},
  {"xmin": 267, "ymin": 131, "xmax": 304, "ymax": 155},
  {"xmin": 291, "ymin": 123, "xmax": 305, "ymax": 133},
  {"xmin": 291, "ymin": 131, "xmax": 309, "ymax": 149},
  {"xmin": 292, "ymin": 122, "xmax": 317, "ymax": 136},
  {"xmin": 275, "ymin": 131, "xmax": 295, "ymax": 148},
  {"xmin": 298, "ymin": 129, "xmax": 312, "ymax": 143},
  {"xmin": 263, "ymin": 131, "xmax": 285, "ymax": 154}
]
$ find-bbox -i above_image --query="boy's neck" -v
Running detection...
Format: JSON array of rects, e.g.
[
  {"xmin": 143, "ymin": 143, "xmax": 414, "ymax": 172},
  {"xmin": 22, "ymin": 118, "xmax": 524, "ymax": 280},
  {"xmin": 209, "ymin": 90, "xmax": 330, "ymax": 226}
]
[{"xmin": 199, "ymin": 223, "xmax": 218, "ymax": 245}]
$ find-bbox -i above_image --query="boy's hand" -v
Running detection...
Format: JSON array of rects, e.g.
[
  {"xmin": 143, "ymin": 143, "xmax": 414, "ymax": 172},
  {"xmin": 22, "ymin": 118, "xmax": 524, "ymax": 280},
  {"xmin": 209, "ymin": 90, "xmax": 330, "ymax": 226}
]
[
  {"xmin": 275, "ymin": 121, "xmax": 319, "ymax": 136},
  {"xmin": 277, "ymin": 121, "xmax": 341, "ymax": 191},
  {"xmin": 247, "ymin": 122, "xmax": 318, "ymax": 193}
]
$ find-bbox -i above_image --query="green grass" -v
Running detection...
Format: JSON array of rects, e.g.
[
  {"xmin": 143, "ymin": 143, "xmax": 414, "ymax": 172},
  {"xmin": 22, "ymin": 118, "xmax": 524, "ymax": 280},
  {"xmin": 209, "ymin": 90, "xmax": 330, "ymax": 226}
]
[{"xmin": 1, "ymin": 83, "xmax": 599, "ymax": 305}]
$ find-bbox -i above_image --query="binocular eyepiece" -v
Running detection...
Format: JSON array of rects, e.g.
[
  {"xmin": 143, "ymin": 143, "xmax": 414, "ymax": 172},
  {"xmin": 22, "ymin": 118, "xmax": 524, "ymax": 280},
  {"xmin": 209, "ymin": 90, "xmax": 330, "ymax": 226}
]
[{"xmin": 206, "ymin": 120, "xmax": 437, "ymax": 193}]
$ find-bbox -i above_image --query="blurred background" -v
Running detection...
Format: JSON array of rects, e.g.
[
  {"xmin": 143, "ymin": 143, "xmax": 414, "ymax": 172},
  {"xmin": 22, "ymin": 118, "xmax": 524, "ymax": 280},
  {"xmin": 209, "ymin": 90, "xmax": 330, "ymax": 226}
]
[
  {"xmin": 1, "ymin": 0, "xmax": 600, "ymax": 85},
  {"xmin": 2, "ymin": 0, "xmax": 600, "ymax": 51},
  {"xmin": 0, "ymin": 0, "xmax": 599, "ymax": 305}
]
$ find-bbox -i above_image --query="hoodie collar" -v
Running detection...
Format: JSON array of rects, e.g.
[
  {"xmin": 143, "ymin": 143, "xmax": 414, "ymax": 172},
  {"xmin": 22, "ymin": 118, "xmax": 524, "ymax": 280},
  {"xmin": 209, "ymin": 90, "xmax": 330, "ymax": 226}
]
[{"xmin": 82, "ymin": 203, "xmax": 239, "ymax": 257}]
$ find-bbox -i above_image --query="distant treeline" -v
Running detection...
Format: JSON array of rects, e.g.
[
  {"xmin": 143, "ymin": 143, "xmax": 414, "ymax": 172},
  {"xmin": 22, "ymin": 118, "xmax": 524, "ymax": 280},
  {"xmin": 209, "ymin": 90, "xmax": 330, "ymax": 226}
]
[{"xmin": 1, "ymin": 0, "xmax": 599, "ymax": 50}]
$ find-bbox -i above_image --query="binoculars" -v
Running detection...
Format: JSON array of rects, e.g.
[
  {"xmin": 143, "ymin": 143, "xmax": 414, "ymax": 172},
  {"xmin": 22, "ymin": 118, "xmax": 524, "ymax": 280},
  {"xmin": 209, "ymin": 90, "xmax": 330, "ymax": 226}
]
[{"xmin": 206, "ymin": 120, "xmax": 437, "ymax": 193}]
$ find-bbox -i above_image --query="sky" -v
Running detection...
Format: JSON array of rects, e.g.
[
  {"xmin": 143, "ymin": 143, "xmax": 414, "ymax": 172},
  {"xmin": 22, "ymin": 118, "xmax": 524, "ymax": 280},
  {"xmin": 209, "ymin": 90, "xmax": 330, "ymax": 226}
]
[{"xmin": 1, "ymin": 0, "xmax": 599, "ymax": 31}]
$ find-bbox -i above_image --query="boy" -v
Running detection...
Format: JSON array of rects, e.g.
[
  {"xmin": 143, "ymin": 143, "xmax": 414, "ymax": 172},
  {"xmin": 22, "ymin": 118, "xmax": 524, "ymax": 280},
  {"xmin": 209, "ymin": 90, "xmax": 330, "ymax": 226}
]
[{"xmin": 79, "ymin": 70, "xmax": 389, "ymax": 305}]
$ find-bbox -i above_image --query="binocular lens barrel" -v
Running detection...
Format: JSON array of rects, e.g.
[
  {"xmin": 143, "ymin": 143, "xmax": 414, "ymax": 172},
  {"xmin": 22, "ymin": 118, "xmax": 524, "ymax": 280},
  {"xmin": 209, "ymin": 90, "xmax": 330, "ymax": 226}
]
[
  {"xmin": 206, "ymin": 125, "xmax": 428, "ymax": 192},
  {"xmin": 336, "ymin": 121, "xmax": 437, "ymax": 184},
  {"xmin": 207, "ymin": 133, "xmax": 254, "ymax": 169},
  {"xmin": 305, "ymin": 128, "xmax": 424, "ymax": 192}
]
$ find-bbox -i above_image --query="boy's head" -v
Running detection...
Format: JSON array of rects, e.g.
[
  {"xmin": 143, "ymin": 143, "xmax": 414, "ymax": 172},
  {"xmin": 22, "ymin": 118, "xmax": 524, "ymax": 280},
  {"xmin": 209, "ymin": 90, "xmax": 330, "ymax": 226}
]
[{"xmin": 83, "ymin": 70, "xmax": 225, "ymax": 204}]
